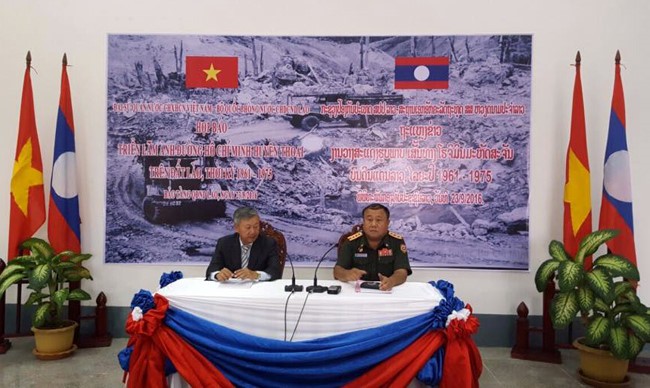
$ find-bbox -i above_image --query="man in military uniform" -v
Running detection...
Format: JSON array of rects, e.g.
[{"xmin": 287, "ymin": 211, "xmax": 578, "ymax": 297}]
[{"xmin": 334, "ymin": 203, "xmax": 411, "ymax": 291}]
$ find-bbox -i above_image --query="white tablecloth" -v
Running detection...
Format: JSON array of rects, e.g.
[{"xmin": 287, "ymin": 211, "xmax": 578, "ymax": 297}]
[{"xmin": 157, "ymin": 278, "xmax": 443, "ymax": 341}]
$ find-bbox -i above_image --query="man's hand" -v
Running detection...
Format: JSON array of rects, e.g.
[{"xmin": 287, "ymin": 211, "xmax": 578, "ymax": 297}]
[
  {"xmin": 345, "ymin": 268, "xmax": 367, "ymax": 281},
  {"xmin": 379, "ymin": 269, "xmax": 408, "ymax": 290},
  {"xmin": 333, "ymin": 265, "xmax": 367, "ymax": 282},
  {"xmin": 234, "ymin": 268, "xmax": 259, "ymax": 280},
  {"xmin": 216, "ymin": 268, "xmax": 234, "ymax": 281},
  {"xmin": 378, "ymin": 273, "xmax": 394, "ymax": 291}
]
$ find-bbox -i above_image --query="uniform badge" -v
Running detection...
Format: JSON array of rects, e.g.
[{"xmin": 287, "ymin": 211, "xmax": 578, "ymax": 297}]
[
  {"xmin": 400, "ymin": 244, "xmax": 407, "ymax": 253},
  {"xmin": 348, "ymin": 231, "xmax": 363, "ymax": 241},
  {"xmin": 357, "ymin": 244, "xmax": 364, "ymax": 253},
  {"xmin": 354, "ymin": 253, "xmax": 368, "ymax": 258},
  {"xmin": 379, "ymin": 248, "xmax": 393, "ymax": 256}
]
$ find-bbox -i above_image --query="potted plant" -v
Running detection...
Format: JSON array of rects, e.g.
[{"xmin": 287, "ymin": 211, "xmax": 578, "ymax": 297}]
[
  {"xmin": 535, "ymin": 229, "xmax": 650, "ymax": 384},
  {"xmin": 0, "ymin": 237, "xmax": 93, "ymax": 359}
]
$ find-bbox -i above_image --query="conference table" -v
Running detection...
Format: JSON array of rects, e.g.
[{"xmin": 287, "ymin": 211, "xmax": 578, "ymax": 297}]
[
  {"xmin": 123, "ymin": 276, "xmax": 482, "ymax": 387},
  {"xmin": 157, "ymin": 278, "xmax": 443, "ymax": 341}
]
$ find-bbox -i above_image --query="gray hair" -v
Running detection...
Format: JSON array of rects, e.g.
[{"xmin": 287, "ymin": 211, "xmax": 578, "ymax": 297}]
[{"xmin": 233, "ymin": 206, "xmax": 259, "ymax": 225}]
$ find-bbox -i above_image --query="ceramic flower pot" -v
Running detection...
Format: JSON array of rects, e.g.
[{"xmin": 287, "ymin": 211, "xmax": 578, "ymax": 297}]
[
  {"xmin": 573, "ymin": 338, "xmax": 629, "ymax": 384},
  {"xmin": 31, "ymin": 320, "xmax": 78, "ymax": 360}
]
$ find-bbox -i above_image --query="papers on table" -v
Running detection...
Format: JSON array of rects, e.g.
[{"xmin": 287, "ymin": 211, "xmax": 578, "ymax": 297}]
[
  {"xmin": 219, "ymin": 278, "xmax": 255, "ymax": 288},
  {"xmin": 357, "ymin": 287, "xmax": 392, "ymax": 294}
]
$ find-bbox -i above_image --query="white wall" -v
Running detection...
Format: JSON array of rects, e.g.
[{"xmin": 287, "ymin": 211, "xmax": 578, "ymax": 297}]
[{"xmin": 1, "ymin": 0, "xmax": 649, "ymax": 315}]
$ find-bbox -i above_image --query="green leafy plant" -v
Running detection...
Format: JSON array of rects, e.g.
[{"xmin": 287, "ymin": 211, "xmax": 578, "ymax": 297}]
[
  {"xmin": 0, "ymin": 237, "xmax": 93, "ymax": 329},
  {"xmin": 535, "ymin": 229, "xmax": 650, "ymax": 359}
]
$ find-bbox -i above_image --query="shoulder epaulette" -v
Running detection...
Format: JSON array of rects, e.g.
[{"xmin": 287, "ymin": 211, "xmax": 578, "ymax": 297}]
[
  {"xmin": 347, "ymin": 231, "xmax": 363, "ymax": 241},
  {"xmin": 388, "ymin": 231, "xmax": 403, "ymax": 240}
]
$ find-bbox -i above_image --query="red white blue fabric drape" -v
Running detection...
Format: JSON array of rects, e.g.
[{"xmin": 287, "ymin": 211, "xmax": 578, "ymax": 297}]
[{"xmin": 121, "ymin": 280, "xmax": 481, "ymax": 387}]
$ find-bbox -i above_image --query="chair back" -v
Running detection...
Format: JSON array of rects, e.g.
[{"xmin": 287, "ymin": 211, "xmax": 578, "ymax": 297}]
[{"xmin": 260, "ymin": 220, "xmax": 287, "ymax": 277}]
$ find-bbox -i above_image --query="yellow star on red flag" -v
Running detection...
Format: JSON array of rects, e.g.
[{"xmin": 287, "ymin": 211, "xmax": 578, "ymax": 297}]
[
  {"xmin": 564, "ymin": 149, "xmax": 591, "ymax": 236},
  {"xmin": 11, "ymin": 138, "xmax": 44, "ymax": 216},
  {"xmin": 203, "ymin": 64, "xmax": 221, "ymax": 82}
]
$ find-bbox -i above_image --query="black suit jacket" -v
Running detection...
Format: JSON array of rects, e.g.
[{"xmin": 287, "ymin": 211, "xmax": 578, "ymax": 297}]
[{"xmin": 205, "ymin": 233, "xmax": 281, "ymax": 280}]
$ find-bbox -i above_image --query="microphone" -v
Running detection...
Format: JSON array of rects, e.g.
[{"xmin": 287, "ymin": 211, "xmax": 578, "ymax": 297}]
[
  {"xmin": 284, "ymin": 252, "xmax": 303, "ymax": 292},
  {"xmin": 306, "ymin": 243, "xmax": 338, "ymax": 293}
]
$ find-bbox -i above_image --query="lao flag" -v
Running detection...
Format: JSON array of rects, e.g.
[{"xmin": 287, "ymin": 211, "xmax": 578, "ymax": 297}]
[
  {"xmin": 8, "ymin": 52, "xmax": 46, "ymax": 259},
  {"xmin": 394, "ymin": 57, "xmax": 449, "ymax": 90},
  {"xmin": 599, "ymin": 52, "xmax": 636, "ymax": 266},
  {"xmin": 185, "ymin": 56, "xmax": 238, "ymax": 89},
  {"xmin": 48, "ymin": 55, "xmax": 81, "ymax": 253}
]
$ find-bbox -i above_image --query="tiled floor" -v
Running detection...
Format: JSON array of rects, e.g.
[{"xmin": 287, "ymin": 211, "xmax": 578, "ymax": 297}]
[
  {"xmin": 481, "ymin": 347, "xmax": 650, "ymax": 387},
  {"xmin": 1, "ymin": 337, "xmax": 649, "ymax": 387}
]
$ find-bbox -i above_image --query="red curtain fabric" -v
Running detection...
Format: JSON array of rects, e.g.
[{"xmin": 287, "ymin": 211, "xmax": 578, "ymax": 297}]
[
  {"xmin": 440, "ymin": 309, "xmax": 482, "ymax": 388},
  {"xmin": 125, "ymin": 294, "xmax": 233, "ymax": 388},
  {"xmin": 345, "ymin": 331, "xmax": 445, "ymax": 388},
  {"xmin": 347, "ymin": 304, "xmax": 482, "ymax": 388}
]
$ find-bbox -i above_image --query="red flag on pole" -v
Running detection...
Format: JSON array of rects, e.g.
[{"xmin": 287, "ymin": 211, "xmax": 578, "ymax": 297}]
[
  {"xmin": 563, "ymin": 52, "xmax": 592, "ymax": 266},
  {"xmin": 599, "ymin": 51, "xmax": 636, "ymax": 266},
  {"xmin": 8, "ymin": 51, "xmax": 46, "ymax": 259}
]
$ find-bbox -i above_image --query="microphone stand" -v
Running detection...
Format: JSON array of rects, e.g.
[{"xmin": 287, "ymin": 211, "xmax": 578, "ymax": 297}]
[
  {"xmin": 284, "ymin": 253, "xmax": 303, "ymax": 292},
  {"xmin": 306, "ymin": 243, "xmax": 338, "ymax": 293}
]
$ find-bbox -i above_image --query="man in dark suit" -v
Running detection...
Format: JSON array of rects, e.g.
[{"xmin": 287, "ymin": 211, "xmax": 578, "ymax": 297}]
[{"xmin": 206, "ymin": 206, "xmax": 281, "ymax": 281}]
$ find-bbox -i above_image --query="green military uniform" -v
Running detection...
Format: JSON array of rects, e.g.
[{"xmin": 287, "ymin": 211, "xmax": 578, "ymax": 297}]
[{"xmin": 336, "ymin": 230, "xmax": 412, "ymax": 281}]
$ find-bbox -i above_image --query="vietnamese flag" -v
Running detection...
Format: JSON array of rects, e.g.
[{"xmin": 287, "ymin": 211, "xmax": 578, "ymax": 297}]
[
  {"xmin": 8, "ymin": 52, "xmax": 46, "ymax": 259},
  {"xmin": 185, "ymin": 56, "xmax": 238, "ymax": 89},
  {"xmin": 599, "ymin": 51, "xmax": 636, "ymax": 267},
  {"xmin": 563, "ymin": 52, "xmax": 592, "ymax": 266}
]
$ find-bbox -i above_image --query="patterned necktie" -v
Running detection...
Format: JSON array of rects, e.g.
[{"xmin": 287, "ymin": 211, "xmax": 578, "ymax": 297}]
[{"xmin": 241, "ymin": 244, "xmax": 252, "ymax": 269}]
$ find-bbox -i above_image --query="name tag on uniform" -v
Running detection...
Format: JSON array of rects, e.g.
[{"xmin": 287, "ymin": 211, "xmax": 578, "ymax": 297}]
[
  {"xmin": 354, "ymin": 253, "xmax": 368, "ymax": 258},
  {"xmin": 378, "ymin": 248, "xmax": 393, "ymax": 256}
]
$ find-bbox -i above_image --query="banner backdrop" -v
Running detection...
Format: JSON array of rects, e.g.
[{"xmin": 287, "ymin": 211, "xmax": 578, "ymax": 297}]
[{"xmin": 106, "ymin": 34, "xmax": 532, "ymax": 269}]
